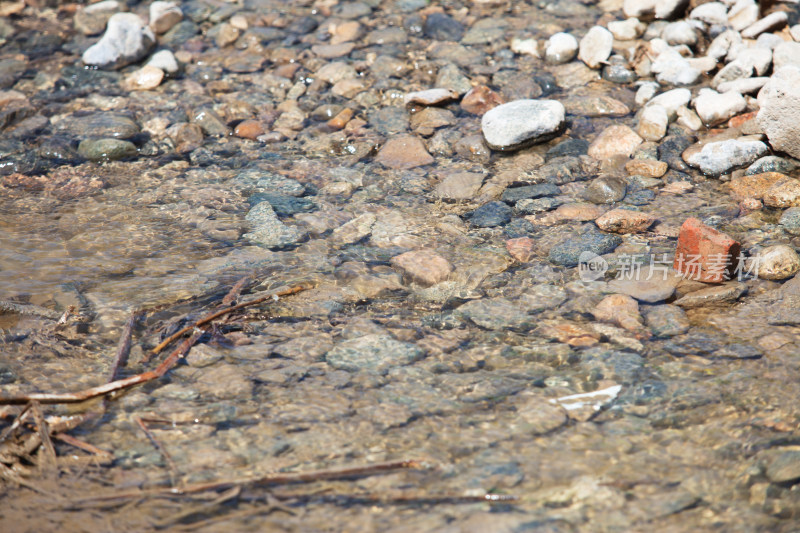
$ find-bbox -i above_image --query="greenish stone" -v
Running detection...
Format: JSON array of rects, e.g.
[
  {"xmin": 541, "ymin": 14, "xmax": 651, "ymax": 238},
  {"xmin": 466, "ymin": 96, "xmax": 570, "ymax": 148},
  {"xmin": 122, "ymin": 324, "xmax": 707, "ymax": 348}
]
[{"xmin": 78, "ymin": 138, "xmax": 137, "ymax": 161}]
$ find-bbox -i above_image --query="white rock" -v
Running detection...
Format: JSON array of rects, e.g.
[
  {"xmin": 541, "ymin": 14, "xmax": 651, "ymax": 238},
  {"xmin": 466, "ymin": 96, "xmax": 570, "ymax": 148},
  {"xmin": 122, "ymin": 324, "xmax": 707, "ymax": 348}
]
[
  {"xmin": 662, "ymin": 21, "xmax": 697, "ymax": 46},
  {"xmin": 686, "ymin": 138, "xmax": 768, "ymax": 175},
  {"xmin": 635, "ymin": 81, "xmax": 659, "ymax": 106},
  {"xmin": 146, "ymin": 49, "xmax": 179, "ymax": 74},
  {"xmin": 773, "ymin": 42, "xmax": 800, "ymax": 70},
  {"xmin": 717, "ymin": 77, "xmax": 769, "ymax": 94},
  {"xmin": 748, "ymin": 245, "xmax": 800, "ymax": 280},
  {"xmin": 578, "ymin": 26, "xmax": 614, "ymax": 69},
  {"xmin": 481, "ymin": 99, "xmax": 566, "ymax": 151},
  {"xmin": 757, "ymin": 66, "xmax": 800, "ymax": 159},
  {"xmin": 404, "ymin": 88, "xmax": 458, "ymax": 106},
  {"xmin": 677, "ymin": 106, "xmax": 703, "ymax": 130},
  {"xmin": 637, "ymin": 104, "xmax": 668, "ymax": 141},
  {"xmin": 741, "ymin": 11, "xmax": 788, "ymax": 39},
  {"xmin": 149, "ymin": 1, "xmax": 182, "ymax": 34},
  {"xmin": 122, "ymin": 65, "xmax": 164, "ymax": 91},
  {"xmin": 607, "ymin": 18, "xmax": 645, "ymax": 40},
  {"xmin": 82, "ymin": 13, "xmax": 155, "ymax": 69},
  {"xmin": 623, "ymin": 0, "xmax": 690, "ymax": 20},
  {"xmin": 545, "ymin": 32, "xmax": 578, "ymax": 64},
  {"xmin": 755, "ymin": 33, "xmax": 784, "ymax": 51},
  {"xmin": 707, "ymin": 29, "xmax": 742, "ymax": 60},
  {"xmin": 690, "ymin": 2, "xmax": 728, "ymax": 25},
  {"xmin": 686, "ymin": 56, "xmax": 717, "ymax": 73},
  {"xmin": 712, "ymin": 61, "xmax": 754, "ymax": 89},
  {"xmin": 728, "ymin": 1, "xmax": 759, "ymax": 31},
  {"xmin": 646, "ymin": 88, "xmax": 691, "ymax": 119},
  {"xmin": 791, "ymin": 24, "xmax": 800, "ymax": 42},
  {"xmin": 693, "ymin": 88, "xmax": 746, "ymax": 125},
  {"xmin": 511, "ymin": 37, "xmax": 540, "ymax": 57},
  {"xmin": 651, "ymin": 49, "xmax": 701, "ymax": 85},
  {"xmin": 734, "ymin": 47, "xmax": 773, "ymax": 76}
]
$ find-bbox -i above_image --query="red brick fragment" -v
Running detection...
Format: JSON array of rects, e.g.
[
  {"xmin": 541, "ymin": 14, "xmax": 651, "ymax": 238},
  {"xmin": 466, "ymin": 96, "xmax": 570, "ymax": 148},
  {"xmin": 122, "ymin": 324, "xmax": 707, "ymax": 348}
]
[{"xmin": 673, "ymin": 217, "xmax": 740, "ymax": 283}]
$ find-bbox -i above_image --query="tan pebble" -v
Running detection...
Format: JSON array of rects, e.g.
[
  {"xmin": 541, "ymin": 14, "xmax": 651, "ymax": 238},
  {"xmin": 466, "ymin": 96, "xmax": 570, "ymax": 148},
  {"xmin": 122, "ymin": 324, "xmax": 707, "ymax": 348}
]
[
  {"xmin": 555, "ymin": 202, "xmax": 607, "ymax": 221},
  {"xmin": 122, "ymin": 65, "xmax": 164, "ymax": 91},
  {"xmin": 625, "ymin": 159, "xmax": 668, "ymax": 178},
  {"xmin": 763, "ymin": 177, "xmax": 800, "ymax": 208},
  {"xmin": 592, "ymin": 294, "xmax": 644, "ymax": 332},
  {"xmin": 661, "ymin": 181, "xmax": 693, "ymax": 195},
  {"xmin": 327, "ymin": 108, "xmax": 353, "ymax": 130},
  {"xmin": 229, "ymin": 14, "xmax": 248, "ymax": 30},
  {"xmin": 729, "ymin": 172, "xmax": 787, "ymax": 201},
  {"xmin": 234, "ymin": 119, "xmax": 265, "ymax": 140},
  {"xmin": 460, "ymin": 85, "xmax": 505, "ymax": 115},
  {"xmin": 375, "ymin": 134, "xmax": 434, "ymax": 169},
  {"xmin": 595, "ymin": 208, "xmax": 655, "ymax": 233},
  {"xmin": 748, "ymin": 244, "xmax": 800, "ymax": 280},
  {"xmin": 588, "ymin": 125, "xmax": 643, "ymax": 160},
  {"xmin": 390, "ymin": 250, "xmax": 453, "ymax": 287},
  {"xmin": 506, "ymin": 237, "xmax": 536, "ymax": 262}
]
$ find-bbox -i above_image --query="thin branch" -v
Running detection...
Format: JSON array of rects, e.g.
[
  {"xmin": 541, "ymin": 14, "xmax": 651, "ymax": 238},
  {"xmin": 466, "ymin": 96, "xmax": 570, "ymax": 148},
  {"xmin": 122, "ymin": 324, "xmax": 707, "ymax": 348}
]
[
  {"xmin": 107, "ymin": 312, "xmax": 138, "ymax": 383},
  {"xmin": 72, "ymin": 459, "xmax": 424, "ymax": 503},
  {"xmin": 221, "ymin": 276, "xmax": 250, "ymax": 307},
  {"xmin": 0, "ymin": 331, "xmax": 204, "ymax": 405},
  {"xmin": 148, "ymin": 282, "xmax": 313, "ymax": 357},
  {"xmin": 30, "ymin": 402, "xmax": 57, "ymax": 475}
]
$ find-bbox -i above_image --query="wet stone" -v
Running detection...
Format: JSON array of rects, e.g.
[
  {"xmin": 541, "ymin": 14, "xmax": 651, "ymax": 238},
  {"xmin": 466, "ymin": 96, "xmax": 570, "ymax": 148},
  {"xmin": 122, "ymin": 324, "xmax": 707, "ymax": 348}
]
[
  {"xmin": 644, "ymin": 304, "xmax": 689, "ymax": 337},
  {"xmin": 675, "ymin": 282, "xmax": 747, "ymax": 308},
  {"xmin": 74, "ymin": 0, "xmax": 123, "ymax": 36},
  {"xmin": 469, "ymin": 201, "xmax": 513, "ymax": 227},
  {"xmin": 375, "ymin": 134, "xmax": 433, "ymax": 169},
  {"xmin": 460, "ymin": 85, "xmax": 505, "ymax": 115},
  {"xmin": 63, "ymin": 113, "xmax": 140, "ymax": 140},
  {"xmin": 248, "ymin": 193, "xmax": 315, "ymax": 218},
  {"xmin": 584, "ymin": 177, "xmax": 627, "ymax": 204},
  {"xmin": 548, "ymin": 227, "xmax": 623, "ymax": 267},
  {"xmin": 244, "ymin": 202, "xmax": 307, "ymax": 250},
  {"xmin": 454, "ymin": 298, "xmax": 534, "ymax": 331},
  {"xmin": 390, "ymin": 249, "xmax": 453, "ymax": 287},
  {"xmin": 746, "ymin": 156, "xmax": 799, "ymax": 176},
  {"xmin": 779, "ymin": 208, "xmax": 800, "ymax": 235},
  {"xmin": 326, "ymin": 334, "xmax": 423, "ymax": 374},
  {"xmin": 684, "ymin": 139, "xmax": 768, "ymax": 176},
  {"xmin": 763, "ymin": 449, "xmax": 800, "ymax": 484},
  {"xmin": 77, "ymin": 138, "xmax": 137, "ymax": 161},
  {"xmin": 547, "ymin": 138, "xmax": 589, "ymax": 159},
  {"xmin": 423, "ymin": 13, "xmax": 464, "ymax": 41},
  {"xmin": 748, "ymin": 245, "xmax": 800, "ymax": 281},
  {"xmin": 588, "ymin": 125, "xmax": 643, "ymax": 160},
  {"xmin": 501, "ymin": 184, "xmax": 561, "ymax": 204},
  {"xmin": 516, "ymin": 197, "xmax": 564, "ymax": 214},
  {"xmin": 435, "ymin": 172, "xmax": 485, "ymax": 201}
]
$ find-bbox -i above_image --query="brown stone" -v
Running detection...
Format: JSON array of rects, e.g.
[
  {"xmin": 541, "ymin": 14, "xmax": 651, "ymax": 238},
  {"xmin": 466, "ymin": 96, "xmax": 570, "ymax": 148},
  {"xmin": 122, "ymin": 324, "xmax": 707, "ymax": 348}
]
[
  {"xmin": 460, "ymin": 85, "xmax": 505, "ymax": 115},
  {"xmin": 122, "ymin": 65, "xmax": 164, "ymax": 91},
  {"xmin": 595, "ymin": 208, "xmax": 655, "ymax": 233},
  {"xmin": 625, "ymin": 159, "xmax": 668, "ymax": 178},
  {"xmin": 728, "ymin": 111, "xmax": 758, "ymax": 130},
  {"xmin": 390, "ymin": 249, "xmax": 453, "ymax": 286},
  {"xmin": 311, "ymin": 42, "xmax": 355, "ymax": 59},
  {"xmin": 506, "ymin": 237, "xmax": 536, "ymax": 262},
  {"xmin": 233, "ymin": 119, "xmax": 265, "ymax": 140},
  {"xmin": 673, "ymin": 217, "xmax": 741, "ymax": 283},
  {"xmin": 554, "ymin": 202, "xmax": 607, "ymax": 221},
  {"xmin": 544, "ymin": 322, "xmax": 600, "ymax": 347},
  {"xmin": 375, "ymin": 135, "xmax": 434, "ymax": 169},
  {"xmin": 763, "ymin": 177, "xmax": 800, "ymax": 208},
  {"xmin": 327, "ymin": 108, "xmax": 353, "ymax": 130},
  {"xmin": 587, "ymin": 125, "xmax": 643, "ymax": 160},
  {"xmin": 405, "ymin": 88, "xmax": 458, "ymax": 107},
  {"xmin": 592, "ymin": 294, "xmax": 645, "ymax": 332},
  {"xmin": 729, "ymin": 172, "xmax": 787, "ymax": 201}
]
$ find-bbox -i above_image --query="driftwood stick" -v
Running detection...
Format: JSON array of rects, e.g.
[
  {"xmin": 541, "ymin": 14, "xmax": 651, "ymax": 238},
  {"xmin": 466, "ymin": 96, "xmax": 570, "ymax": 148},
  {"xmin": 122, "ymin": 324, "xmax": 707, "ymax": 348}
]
[
  {"xmin": 73, "ymin": 459, "xmax": 423, "ymax": 503},
  {"xmin": 108, "ymin": 312, "xmax": 138, "ymax": 383},
  {"xmin": 52, "ymin": 433, "xmax": 112, "ymax": 458},
  {"xmin": 149, "ymin": 282, "xmax": 313, "ymax": 357},
  {"xmin": 0, "ymin": 331, "xmax": 203, "ymax": 406},
  {"xmin": 221, "ymin": 276, "xmax": 250, "ymax": 307},
  {"xmin": 0, "ymin": 404, "xmax": 31, "ymax": 444},
  {"xmin": 30, "ymin": 402, "xmax": 57, "ymax": 475}
]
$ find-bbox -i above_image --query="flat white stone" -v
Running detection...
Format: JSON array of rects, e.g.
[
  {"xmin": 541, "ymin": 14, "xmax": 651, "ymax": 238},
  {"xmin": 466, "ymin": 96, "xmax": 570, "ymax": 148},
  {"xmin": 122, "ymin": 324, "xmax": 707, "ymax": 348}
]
[
  {"xmin": 646, "ymin": 87, "xmax": 691, "ymax": 119},
  {"xmin": 662, "ymin": 21, "xmax": 697, "ymax": 46},
  {"xmin": 578, "ymin": 26, "xmax": 613, "ymax": 69},
  {"xmin": 607, "ymin": 18, "xmax": 644, "ymax": 40},
  {"xmin": 686, "ymin": 138, "xmax": 768, "ymax": 175},
  {"xmin": 707, "ymin": 29, "xmax": 742, "ymax": 60},
  {"xmin": 693, "ymin": 88, "xmax": 746, "ymax": 125},
  {"xmin": 741, "ymin": 11, "xmax": 788, "ymax": 39},
  {"xmin": 481, "ymin": 99, "xmax": 566, "ymax": 151},
  {"xmin": 717, "ymin": 76, "xmax": 769, "ymax": 94},
  {"xmin": 651, "ymin": 49, "xmax": 701, "ymax": 85},
  {"xmin": 146, "ymin": 49, "xmax": 179, "ymax": 74},
  {"xmin": 689, "ymin": 2, "xmax": 728, "ymax": 25},
  {"xmin": 773, "ymin": 42, "xmax": 800, "ymax": 70}
]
